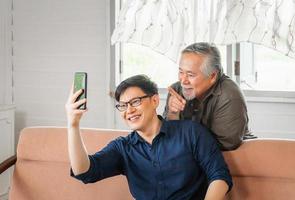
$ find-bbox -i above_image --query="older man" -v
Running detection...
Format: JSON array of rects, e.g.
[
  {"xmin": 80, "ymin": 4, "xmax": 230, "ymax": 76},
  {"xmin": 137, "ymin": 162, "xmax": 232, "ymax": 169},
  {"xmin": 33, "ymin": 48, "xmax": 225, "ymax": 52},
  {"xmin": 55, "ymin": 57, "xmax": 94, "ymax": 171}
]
[{"xmin": 163, "ymin": 42, "xmax": 254, "ymax": 150}]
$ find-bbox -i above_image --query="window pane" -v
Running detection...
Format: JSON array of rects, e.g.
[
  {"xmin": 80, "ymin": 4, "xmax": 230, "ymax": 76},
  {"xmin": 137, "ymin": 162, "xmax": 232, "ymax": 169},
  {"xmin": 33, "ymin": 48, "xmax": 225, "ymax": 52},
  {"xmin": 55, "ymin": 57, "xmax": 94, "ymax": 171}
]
[
  {"xmin": 219, "ymin": 45, "xmax": 227, "ymax": 75},
  {"xmin": 120, "ymin": 43, "xmax": 227, "ymax": 88},
  {"xmin": 240, "ymin": 43, "xmax": 295, "ymax": 91},
  {"xmin": 121, "ymin": 43, "xmax": 178, "ymax": 88}
]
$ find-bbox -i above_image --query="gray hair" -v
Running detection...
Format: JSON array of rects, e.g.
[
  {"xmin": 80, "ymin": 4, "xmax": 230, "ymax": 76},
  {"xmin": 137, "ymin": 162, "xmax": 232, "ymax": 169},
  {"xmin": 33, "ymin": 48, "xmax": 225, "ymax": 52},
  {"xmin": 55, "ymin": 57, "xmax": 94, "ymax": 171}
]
[{"xmin": 182, "ymin": 42, "xmax": 223, "ymax": 78}]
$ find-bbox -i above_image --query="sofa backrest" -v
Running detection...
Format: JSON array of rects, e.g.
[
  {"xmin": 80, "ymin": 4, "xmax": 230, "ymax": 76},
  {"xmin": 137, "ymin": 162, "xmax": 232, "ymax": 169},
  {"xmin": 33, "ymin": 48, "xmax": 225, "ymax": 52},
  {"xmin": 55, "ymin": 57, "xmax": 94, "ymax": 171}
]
[
  {"xmin": 223, "ymin": 139, "xmax": 295, "ymax": 199},
  {"xmin": 10, "ymin": 127, "xmax": 295, "ymax": 200},
  {"xmin": 10, "ymin": 127, "xmax": 132, "ymax": 200}
]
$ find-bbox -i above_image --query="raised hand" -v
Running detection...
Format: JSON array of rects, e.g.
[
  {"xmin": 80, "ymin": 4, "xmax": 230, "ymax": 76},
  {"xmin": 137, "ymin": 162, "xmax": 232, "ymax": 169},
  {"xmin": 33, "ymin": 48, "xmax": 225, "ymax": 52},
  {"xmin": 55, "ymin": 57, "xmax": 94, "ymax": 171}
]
[
  {"xmin": 65, "ymin": 84, "xmax": 88, "ymax": 127},
  {"xmin": 167, "ymin": 87, "xmax": 186, "ymax": 119}
]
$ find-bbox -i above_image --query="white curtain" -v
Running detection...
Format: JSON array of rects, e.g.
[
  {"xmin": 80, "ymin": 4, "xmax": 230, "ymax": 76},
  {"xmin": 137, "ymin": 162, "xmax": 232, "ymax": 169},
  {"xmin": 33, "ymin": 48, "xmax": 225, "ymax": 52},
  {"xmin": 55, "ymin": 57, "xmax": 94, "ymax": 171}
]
[{"xmin": 111, "ymin": 0, "xmax": 295, "ymax": 62}]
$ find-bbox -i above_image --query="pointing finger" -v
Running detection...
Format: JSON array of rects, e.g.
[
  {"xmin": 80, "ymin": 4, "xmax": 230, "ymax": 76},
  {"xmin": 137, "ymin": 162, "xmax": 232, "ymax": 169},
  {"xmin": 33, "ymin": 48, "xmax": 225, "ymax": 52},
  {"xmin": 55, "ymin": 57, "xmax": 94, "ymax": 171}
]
[{"xmin": 168, "ymin": 87, "xmax": 186, "ymax": 104}]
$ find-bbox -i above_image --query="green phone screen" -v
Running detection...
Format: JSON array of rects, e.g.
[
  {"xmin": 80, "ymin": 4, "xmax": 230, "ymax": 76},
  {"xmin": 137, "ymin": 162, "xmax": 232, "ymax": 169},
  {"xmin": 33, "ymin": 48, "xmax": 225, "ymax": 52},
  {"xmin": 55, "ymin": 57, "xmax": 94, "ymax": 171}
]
[{"xmin": 74, "ymin": 72, "xmax": 87, "ymax": 109}]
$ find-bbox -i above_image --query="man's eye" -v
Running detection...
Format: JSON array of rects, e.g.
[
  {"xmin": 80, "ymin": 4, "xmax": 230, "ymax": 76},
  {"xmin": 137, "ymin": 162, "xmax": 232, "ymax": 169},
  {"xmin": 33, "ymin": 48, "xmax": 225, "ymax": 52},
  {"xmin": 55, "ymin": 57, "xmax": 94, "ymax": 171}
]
[
  {"xmin": 188, "ymin": 74, "xmax": 195, "ymax": 78},
  {"xmin": 119, "ymin": 104, "xmax": 127, "ymax": 108},
  {"xmin": 130, "ymin": 99, "xmax": 140, "ymax": 106}
]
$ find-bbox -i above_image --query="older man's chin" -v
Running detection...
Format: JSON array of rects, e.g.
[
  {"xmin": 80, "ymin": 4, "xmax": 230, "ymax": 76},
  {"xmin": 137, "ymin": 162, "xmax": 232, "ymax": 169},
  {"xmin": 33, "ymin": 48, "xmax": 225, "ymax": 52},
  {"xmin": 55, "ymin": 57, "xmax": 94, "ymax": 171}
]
[{"xmin": 182, "ymin": 89, "xmax": 196, "ymax": 101}]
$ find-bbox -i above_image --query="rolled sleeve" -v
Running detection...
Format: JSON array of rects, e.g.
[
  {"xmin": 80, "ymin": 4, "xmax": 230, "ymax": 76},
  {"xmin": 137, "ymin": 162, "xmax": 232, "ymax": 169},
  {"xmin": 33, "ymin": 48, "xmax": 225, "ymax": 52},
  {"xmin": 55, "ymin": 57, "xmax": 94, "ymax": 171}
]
[
  {"xmin": 70, "ymin": 139, "xmax": 124, "ymax": 184},
  {"xmin": 191, "ymin": 123, "xmax": 233, "ymax": 191},
  {"xmin": 70, "ymin": 155, "xmax": 98, "ymax": 184}
]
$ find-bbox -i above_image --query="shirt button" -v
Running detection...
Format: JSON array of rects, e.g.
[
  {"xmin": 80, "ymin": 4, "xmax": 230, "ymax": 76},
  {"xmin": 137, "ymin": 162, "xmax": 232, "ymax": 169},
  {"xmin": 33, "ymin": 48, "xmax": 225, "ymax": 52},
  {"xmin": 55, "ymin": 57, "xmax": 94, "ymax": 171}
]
[
  {"xmin": 158, "ymin": 181, "xmax": 163, "ymax": 185},
  {"xmin": 152, "ymin": 161, "xmax": 158, "ymax": 167}
]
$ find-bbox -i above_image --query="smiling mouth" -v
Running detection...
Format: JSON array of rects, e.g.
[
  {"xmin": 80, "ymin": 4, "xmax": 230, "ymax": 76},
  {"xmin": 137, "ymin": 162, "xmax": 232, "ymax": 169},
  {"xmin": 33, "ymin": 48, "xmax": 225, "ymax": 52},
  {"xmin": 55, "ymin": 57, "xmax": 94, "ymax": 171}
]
[{"xmin": 128, "ymin": 115, "xmax": 141, "ymax": 121}]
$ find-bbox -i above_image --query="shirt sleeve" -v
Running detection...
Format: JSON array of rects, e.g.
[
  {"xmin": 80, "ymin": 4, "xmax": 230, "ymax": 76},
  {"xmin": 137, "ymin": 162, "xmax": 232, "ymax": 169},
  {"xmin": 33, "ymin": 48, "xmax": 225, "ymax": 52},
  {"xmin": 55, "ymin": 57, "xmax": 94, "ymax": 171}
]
[
  {"xmin": 211, "ymin": 98, "xmax": 248, "ymax": 150},
  {"xmin": 191, "ymin": 123, "xmax": 233, "ymax": 191},
  {"xmin": 70, "ymin": 139, "xmax": 124, "ymax": 184}
]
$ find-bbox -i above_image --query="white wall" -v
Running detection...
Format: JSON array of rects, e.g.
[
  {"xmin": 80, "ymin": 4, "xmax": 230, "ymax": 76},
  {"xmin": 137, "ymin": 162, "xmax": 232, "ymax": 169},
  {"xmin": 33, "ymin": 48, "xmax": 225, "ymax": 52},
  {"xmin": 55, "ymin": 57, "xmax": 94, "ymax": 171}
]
[
  {"xmin": 11, "ymin": 0, "xmax": 115, "ymax": 141},
  {"xmin": 247, "ymin": 99, "xmax": 295, "ymax": 138},
  {"xmin": 0, "ymin": 0, "xmax": 12, "ymax": 105}
]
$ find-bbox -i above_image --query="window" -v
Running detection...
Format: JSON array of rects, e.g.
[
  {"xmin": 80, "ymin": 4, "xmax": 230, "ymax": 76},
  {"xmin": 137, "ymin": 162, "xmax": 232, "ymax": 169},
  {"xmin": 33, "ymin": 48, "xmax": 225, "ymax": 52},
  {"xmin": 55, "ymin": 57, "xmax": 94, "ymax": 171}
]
[
  {"xmin": 118, "ymin": 42, "xmax": 295, "ymax": 98},
  {"xmin": 120, "ymin": 43, "xmax": 178, "ymax": 88},
  {"xmin": 118, "ymin": 43, "xmax": 227, "ymax": 88},
  {"xmin": 240, "ymin": 42, "xmax": 295, "ymax": 92},
  {"xmin": 115, "ymin": 0, "xmax": 229, "ymax": 89},
  {"xmin": 115, "ymin": 1, "xmax": 295, "ymax": 96}
]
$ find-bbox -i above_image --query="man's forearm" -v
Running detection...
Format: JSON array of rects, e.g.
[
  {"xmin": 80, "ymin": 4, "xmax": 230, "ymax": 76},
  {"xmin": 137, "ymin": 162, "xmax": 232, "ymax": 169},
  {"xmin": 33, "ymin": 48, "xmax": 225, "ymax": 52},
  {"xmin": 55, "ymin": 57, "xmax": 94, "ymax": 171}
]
[
  {"xmin": 68, "ymin": 125, "xmax": 90, "ymax": 175},
  {"xmin": 204, "ymin": 180, "xmax": 229, "ymax": 200}
]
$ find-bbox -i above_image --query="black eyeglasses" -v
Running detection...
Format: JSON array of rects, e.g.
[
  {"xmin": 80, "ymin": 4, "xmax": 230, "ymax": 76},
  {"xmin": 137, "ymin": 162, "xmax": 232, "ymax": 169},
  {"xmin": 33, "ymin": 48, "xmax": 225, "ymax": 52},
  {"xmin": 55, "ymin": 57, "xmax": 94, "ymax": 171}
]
[{"xmin": 115, "ymin": 95, "xmax": 151, "ymax": 112}]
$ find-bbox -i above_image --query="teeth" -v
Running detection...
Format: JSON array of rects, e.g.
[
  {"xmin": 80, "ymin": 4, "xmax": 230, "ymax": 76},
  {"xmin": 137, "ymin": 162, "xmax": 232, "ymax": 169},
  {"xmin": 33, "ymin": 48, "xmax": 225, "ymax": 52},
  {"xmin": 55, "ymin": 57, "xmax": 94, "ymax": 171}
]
[{"xmin": 129, "ymin": 115, "xmax": 140, "ymax": 121}]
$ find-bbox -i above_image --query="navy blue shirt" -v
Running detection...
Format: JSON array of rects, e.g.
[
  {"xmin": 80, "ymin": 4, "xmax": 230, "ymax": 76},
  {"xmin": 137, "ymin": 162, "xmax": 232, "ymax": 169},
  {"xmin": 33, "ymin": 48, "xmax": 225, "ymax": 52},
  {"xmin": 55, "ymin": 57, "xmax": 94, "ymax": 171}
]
[{"xmin": 71, "ymin": 118, "xmax": 232, "ymax": 200}]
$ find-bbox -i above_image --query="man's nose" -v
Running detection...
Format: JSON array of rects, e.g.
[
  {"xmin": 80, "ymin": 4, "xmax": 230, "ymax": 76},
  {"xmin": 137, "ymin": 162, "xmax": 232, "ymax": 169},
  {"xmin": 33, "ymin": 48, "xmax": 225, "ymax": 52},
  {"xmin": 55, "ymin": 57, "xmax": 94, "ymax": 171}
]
[{"xmin": 180, "ymin": 73, "xmax": 189, "ymax": 85}]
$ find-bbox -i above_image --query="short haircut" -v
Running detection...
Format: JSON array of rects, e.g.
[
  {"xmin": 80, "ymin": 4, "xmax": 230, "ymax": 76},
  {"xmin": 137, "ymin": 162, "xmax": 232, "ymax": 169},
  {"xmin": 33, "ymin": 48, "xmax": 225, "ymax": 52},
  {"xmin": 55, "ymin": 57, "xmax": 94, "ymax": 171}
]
[
  {"xmin": 115, "ymin": 74, "xmax": 158, "ymax": 101},
  {"xmin": 182, "ymin": 42, "xmax": 223, "ymax": 78}
]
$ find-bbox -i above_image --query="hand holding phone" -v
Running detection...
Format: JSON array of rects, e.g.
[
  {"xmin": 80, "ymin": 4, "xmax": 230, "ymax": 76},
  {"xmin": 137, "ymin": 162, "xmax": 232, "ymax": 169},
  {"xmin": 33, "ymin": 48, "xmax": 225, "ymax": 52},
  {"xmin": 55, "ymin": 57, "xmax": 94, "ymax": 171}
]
[{"xmin": 73, "ymin": 72, "xmax": 87, "ymax": 110}]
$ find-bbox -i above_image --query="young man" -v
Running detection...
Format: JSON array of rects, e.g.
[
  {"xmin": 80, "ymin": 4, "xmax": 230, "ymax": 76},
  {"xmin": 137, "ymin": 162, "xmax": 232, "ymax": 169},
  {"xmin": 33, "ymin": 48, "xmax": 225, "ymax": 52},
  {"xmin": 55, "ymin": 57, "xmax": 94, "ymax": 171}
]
[
  {"xmin": 66, "ymin": 75, "xmax": 232, "ymax": 200},
  {"xmin": 163, "ymin": 42, "xmax": 254, "ymax": 151}
]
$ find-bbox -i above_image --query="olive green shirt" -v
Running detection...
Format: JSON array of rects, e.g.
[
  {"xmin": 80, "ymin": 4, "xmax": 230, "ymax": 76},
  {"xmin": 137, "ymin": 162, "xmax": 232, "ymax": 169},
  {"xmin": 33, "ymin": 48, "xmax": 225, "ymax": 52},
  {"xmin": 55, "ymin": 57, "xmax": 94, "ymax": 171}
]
[{"xmin": 163, "ymin": 74, "xmax": 250, "ymax": 150}]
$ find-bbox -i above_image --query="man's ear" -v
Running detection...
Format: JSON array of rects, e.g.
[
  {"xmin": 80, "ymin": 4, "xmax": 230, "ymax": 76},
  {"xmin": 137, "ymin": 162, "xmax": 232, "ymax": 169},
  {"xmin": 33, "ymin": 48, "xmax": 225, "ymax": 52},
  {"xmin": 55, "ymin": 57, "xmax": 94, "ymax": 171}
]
[
  {"xmin": 151, "ymin": 94, "xmax": 160, "ymax": 108},
  {"xmin": 209, "ymin": 71, "xmax": 218, "ymax": 84}
]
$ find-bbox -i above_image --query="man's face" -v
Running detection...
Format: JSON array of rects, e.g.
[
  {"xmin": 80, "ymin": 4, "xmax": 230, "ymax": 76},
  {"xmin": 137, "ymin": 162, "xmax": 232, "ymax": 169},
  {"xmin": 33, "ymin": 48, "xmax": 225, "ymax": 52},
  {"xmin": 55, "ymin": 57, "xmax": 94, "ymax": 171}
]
[
  {"xmin": 178, "ymin": 52, "xmax": 217, "ymax": 100},
  {"xmin": 118, "ymin": 87, "xmax": 159, "ymax": 133}
]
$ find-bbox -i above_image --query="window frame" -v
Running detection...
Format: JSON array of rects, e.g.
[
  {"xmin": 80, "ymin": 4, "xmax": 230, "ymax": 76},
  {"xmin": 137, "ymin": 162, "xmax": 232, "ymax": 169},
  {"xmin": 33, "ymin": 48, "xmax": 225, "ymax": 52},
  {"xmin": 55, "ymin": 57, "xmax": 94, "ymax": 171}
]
[{"xmin": 233, "ymin": 44, "xmax": 295, "ymax": 101}]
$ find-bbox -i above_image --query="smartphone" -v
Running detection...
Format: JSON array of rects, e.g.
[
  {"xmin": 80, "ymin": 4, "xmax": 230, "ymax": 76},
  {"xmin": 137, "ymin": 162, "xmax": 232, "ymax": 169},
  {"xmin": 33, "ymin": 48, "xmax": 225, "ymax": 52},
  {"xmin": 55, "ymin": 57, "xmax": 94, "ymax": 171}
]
[{"xmin": 73, "ymin": 72, "xmax": 87, "ymax": 110}]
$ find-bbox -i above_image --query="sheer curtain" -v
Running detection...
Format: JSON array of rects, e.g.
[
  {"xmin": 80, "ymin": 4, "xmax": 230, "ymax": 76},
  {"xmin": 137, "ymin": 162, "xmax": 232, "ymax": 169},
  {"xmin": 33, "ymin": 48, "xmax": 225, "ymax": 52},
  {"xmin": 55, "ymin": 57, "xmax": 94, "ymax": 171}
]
[{"xmin": 111, "ymin": 0, "xmax": 295, "ymax": 62}]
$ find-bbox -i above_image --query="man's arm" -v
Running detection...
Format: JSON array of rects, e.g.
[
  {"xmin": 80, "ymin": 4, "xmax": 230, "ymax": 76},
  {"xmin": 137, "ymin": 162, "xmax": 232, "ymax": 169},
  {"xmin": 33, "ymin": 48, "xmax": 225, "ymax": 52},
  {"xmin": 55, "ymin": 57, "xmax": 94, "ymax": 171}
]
[
  {"xmin": 67, "ymin": 126, "xmax": 90, "ymax": 175},
  {"xmin": 191, "ymin": 123, "xmax": 233, "ymax": 198},
  {"xmin": 65, "ymin": 86, "xmax": 89, "ymax": 175},
  {"xmin": 204, "ymin": 180, "xmax": 229, "ymax": 200},
  {"xmin": 212, "ymin": 98, "xmax": 248, "ymax": 150}
]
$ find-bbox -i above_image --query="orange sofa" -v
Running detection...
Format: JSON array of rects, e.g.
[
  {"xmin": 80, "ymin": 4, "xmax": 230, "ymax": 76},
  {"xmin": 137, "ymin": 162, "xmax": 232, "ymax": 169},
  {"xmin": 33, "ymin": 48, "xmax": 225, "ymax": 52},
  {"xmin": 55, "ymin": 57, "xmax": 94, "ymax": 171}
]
[{"xmin": 1, "ymin": 127, "xmax": 295, "ymax": 200}]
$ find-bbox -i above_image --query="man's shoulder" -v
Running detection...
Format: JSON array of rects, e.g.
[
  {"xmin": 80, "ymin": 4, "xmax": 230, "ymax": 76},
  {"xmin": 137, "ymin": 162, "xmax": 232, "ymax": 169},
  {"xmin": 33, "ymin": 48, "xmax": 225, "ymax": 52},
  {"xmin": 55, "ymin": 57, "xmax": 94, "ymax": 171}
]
[
  {"xmin": 164, "ymin": 119, "xmax": 204, "ymax": 132},
  {"xmin": 218, "ymin": 76, "xmax": 245, "ymax": 100},
  {"xmin": 219, "ymin": 76, "xmax": 240, "ymax": 91},
  {"xmin": 165, "ymin": 119, "xmax": 194, "ymax": 125},
  {"xmin": 164, "ymin": 120, "xmax": 212, "ymax": 140},
  {"xmin": 110, "ymin": 131, "xmax": 135, "ymax": 146}
]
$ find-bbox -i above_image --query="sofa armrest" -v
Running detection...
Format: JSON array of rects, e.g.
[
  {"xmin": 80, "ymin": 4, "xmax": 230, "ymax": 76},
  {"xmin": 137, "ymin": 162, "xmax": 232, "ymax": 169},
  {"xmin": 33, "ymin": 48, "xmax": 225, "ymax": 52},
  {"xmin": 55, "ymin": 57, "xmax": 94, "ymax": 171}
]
[{"xmin": 0, "ymin": 155, "xmax": 17, "ymax": 174}]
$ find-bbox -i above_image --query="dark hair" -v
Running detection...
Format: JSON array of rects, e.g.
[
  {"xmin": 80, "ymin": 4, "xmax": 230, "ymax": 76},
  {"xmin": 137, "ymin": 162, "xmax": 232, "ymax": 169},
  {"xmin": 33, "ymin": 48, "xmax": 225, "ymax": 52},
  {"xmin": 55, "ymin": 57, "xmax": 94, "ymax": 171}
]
[
  {"xmin": 115, "ymin": 74, "xmax": 158, "ymax": 101},
  {"xmin": 182, "ymin": 42, "xmax": 223, "ymax": 78}
]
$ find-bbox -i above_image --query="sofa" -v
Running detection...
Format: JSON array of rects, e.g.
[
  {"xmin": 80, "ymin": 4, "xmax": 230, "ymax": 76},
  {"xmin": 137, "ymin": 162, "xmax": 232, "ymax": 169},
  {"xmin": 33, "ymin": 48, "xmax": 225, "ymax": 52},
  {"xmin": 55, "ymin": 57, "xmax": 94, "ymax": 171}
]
[{"xmin": 1, "ymin": 127, "xmax": 295, "ymax": 200}]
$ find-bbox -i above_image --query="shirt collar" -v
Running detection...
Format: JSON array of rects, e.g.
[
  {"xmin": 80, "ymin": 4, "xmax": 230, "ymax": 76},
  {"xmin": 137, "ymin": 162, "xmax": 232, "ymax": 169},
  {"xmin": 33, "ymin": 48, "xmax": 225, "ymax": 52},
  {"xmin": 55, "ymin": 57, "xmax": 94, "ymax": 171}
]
[{"xmin": 130, "ymin": 115, "xmax": 167, "ymax": 145}]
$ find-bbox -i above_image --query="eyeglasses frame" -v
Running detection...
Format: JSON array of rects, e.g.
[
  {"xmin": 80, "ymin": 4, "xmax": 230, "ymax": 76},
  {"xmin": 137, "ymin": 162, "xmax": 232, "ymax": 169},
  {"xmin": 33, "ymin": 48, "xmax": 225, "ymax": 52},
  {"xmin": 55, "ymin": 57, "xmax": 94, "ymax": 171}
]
[{"xmin": 115, "ymin": 95, "xmax": 152, "ymax": 112}]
